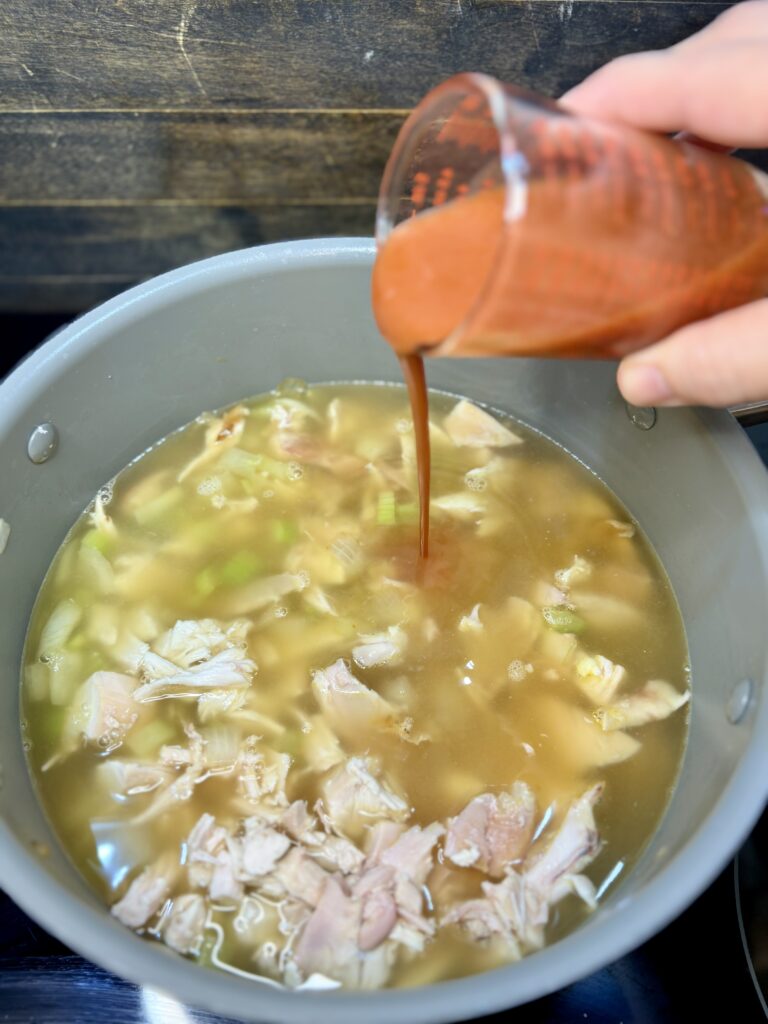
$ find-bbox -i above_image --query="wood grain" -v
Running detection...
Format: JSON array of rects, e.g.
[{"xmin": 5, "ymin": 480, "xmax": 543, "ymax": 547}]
[
  {"xmin": 0, "ymin": 204, "xmax": 375, "ymax": 311},
  {"xmin": 0, "ymin": 0, "xmax": 727, "ymax": 111},
  {"xmin": 0, "ymin": 112, "xmax": 403, "ymax": 202}
]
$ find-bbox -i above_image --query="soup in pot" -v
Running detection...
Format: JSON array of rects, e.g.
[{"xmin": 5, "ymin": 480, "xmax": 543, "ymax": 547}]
[{"xmin": 21, "ymin": 382, "xmax": 690, "ymax": 990}]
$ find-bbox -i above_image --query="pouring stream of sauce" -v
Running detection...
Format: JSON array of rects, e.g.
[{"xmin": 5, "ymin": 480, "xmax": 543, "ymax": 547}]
[{"xmin": 398, "ymin": 354, "xmax": 431, "ymax": 559}]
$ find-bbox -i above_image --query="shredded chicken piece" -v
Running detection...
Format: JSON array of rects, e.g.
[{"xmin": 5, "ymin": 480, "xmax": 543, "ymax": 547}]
[
  {"xmin": 261, "ymin": 846, "xmax": 330, "ymax": 908},
  {"xmin": 352, "ymin": 626, "xmax": 407, "ymax": 669},
  {"xmin": 458, "ymin": 604, "xmax": 483, "ymax": 633},
  {"xmin": 293, "ymin": 876, "xmax": 395, "ymax": 989},
  {"xmin": 163, "ymin": 893, "xmax": 207, "ymax": 954},
  {"xmin": 364, "ymin": 821, "xmax": 408, "ymax": 865},
  {"xmin": 444, "ymin": 785, "xmax": 603, "ymax": 955},
  {"xmin": 554, "ymin": 556, "xmax": 592, "ymax": 590},
  {"xmin": 61, "ymin": 671, "xmax": 138, "ymax": 758},
  {"xmin": 275, "ymin": 432, "xmax": 364, "ymax": 478},
  {"xmin": 281, "ymin": 800, "xmax": 318, "ymax": 843},
  {"xmin": 314, "ymin": 834, "xmax": 367, "ymax": 875},
  {"xmin": 237, "ymin": 737, "xmax": 291, "ymax": 809},
  {"xmin": 354, "ymin": 866, "xmax": 400, "ymax": 952},
  {"xmin": 431, "ymin": 493, "xmax": 486, "ymax": 521},
  {"xmin": 378, "ymin": 822, "xmax": 444, "ymax": 887},
  {"xmin": 312, "ymin": 659, "xmax": 397, "ymax": 741},
  {"xmin": 219, "ymin": 573, "xmax": 308, "ymax": 617},
  {"xmin": 178, "ymin": 405, "xmax": 248, "ymax": 482},
  {"xmin": 442, "ymin": 896, "xmax": 512, "ymax": 949},
  {"xmin": 111, "ymin": 856, "xmax": 177, "ymax": 929},
  {"xmin": 133, "ymin": 725, "xmax": 207, "ymax": 824},
  {"xmin": 210, "ymin": 838, "xmax": 245, "ymax": 905},
  {"xmin": 88, "ymin": 491, "xmax": 117, "ymax": 537},
  {"xmin": 278, "ymin": 799, "xmax": 364, "ymax": 874},
  {"xmin": 197, "ymin": 689, "xmax": 248, "ymax": 722},
  {"xmin": 525, "ymin": 784, "xmax": 604, "ymax": 898},
  {"xmin": 595, "ymin": 680, "xmax": 690, "ymax": 731},
  {"xmin": 186, "ymin": 812, "xmax": 230, "ymax": 890},
  {"xmin": 301, "ymin": 715, "xmax": 345, "ymax": 773},
  {"xmin": 97, "ymin": 759, "xmax": 171, "ymax": 797},
  {"xmin": 445, "ymin": 782, "xmax": 536, "ymax": 877},
  {"xmin": 575, "ymin": 655, "xmax": 626, "ymax": 705},
  {"xmin": 155, "ymin": 618, "xmax": 250, "ymax": 667},
  {"xmin": 605, "ymin": 519, "xmax": 636, "ymax": 539},
  {"xmin": 444, "ymin": 400, "xmax": 523, "ymax": 449},
  {"xmin": 320, "ymin": 757, "xmax": 410, "ymax": 835},
  {"xmin": 130, "ymin": 618, "xmax": 256, "ymax": 703},
  {"xmin": 240, "ymin": 816, "xmax": 291, "ymax": 878},
  {"xmin": 134, "ymin": 648, "xmax": 256, "ymax": 702}
]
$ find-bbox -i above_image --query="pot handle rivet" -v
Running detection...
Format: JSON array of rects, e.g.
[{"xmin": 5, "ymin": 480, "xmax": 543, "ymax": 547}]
[
  {"xmin": 726, "ymin": 678, "xmax": 754, "ymax": 725},
  {"xmin": 625, "ymin": 403, "xmax": 657, "ymax": 430},
  {"xmin": 27, "ymin": 422, "xmax": 59, "ymax": 464}
]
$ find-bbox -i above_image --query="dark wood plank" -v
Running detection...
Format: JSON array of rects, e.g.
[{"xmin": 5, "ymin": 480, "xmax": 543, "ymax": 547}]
[
  {"xmin": 0, "ymin": 112, "xmax": 403, "ymax": 202},
  {"xmin": 0, "ymin": 1, "xmax": 730, "ymax": 112},
  {"xmin": 0, "ymin": 204, "xmax": 376, "ymax": 311}
]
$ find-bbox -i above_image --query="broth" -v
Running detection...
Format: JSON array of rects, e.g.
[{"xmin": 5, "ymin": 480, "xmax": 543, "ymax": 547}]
[{"xmin": 21, "ymin": 382, "xmax": 689, "ymax": 991}]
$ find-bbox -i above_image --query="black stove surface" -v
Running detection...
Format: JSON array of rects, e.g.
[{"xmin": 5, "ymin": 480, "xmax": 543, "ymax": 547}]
[{"xmin": 1, "ymin": 315, "xmax": 766, "ymax": 1024}]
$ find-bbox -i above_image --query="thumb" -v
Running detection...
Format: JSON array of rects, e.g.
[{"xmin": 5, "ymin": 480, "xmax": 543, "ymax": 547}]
[{"xmin": 617, "ymin": 299, "xmax": 768, "ymax": 408}]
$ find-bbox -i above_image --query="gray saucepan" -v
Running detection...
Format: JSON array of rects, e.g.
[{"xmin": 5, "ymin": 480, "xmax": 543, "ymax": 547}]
[{"xmin": 1, "ymin": 239, "xmax": 767, "ymax": 1023}]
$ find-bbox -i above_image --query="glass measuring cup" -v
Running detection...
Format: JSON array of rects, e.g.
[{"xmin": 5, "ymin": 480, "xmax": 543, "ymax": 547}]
[{"xmin": 372, "ymin": 73, "xmax": 768, "ymax": 359}]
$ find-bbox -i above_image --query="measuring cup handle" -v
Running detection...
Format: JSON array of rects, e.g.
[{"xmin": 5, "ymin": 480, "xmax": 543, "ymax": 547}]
[{"xmin": 730, "ymin": 402, "xmax": 768, "ymax": 427}]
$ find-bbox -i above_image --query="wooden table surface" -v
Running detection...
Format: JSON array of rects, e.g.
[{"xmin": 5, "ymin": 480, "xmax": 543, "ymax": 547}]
[{"xmin": 0, "ymin": 0, "xmax": 739, "ymax": 313}]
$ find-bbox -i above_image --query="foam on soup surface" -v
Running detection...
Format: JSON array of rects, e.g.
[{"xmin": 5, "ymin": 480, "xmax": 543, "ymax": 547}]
[{"xmin": 21, "ymin": 382, "xmax": 690, "ymax": 990}]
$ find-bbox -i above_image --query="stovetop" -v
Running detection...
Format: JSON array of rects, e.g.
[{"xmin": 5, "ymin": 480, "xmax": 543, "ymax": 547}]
[{"xmin": 1, "ymin": 315, "xmax": 766, "ymax": 1024}]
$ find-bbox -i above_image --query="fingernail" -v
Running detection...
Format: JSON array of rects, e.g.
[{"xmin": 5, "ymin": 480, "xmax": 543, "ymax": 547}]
[{"xmin": 620, "ymin": 363, "xmax": 675, "ymax": 406}]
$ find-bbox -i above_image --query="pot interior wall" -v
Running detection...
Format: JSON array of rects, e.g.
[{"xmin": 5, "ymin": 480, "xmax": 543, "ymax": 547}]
[{"xmin": 0, "ymin": 242, "xmax": 765, "ymax": 1012}]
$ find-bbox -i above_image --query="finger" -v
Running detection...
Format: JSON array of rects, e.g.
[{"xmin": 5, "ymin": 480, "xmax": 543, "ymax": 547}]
[
  {"xmin": 674, "ymin": 0, "xmax": 768, "ymax": 51},
  {"xmin": 617, "ymin": 299, "xmax": 768, "ymax": 408},
  {"xmin": 560, "ymin": 42, "xmax": 768, "ymax": 149}
]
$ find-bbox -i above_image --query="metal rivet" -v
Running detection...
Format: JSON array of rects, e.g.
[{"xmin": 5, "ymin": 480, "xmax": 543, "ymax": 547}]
[
  {"xmin": 27, "ymin": 422, "xmax": 59, "ymax": 464},
  {"xmin": 726, "ymin": 678, "xmax": 754, "ymax": 725},
  {"xmin": 625, "ymin": 403, "xmax": 657, "ymax": 430}
]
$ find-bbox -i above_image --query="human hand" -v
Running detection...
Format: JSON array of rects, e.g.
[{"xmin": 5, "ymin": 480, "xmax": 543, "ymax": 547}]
[{"xmin": 561, "ymin": 1, "xmax": 768, "ymax": 408}]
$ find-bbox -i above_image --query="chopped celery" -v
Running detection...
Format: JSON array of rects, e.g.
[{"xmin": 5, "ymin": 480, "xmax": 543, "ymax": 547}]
[
  {"xmin": 125, "ymin": 718, "xmax": 176, "ymax": 758},
  {"xmin": 134, "ymin": 486, "xmax": 183, "ymax": 526},
  {"xmin": 81, "ymin": 528, "xmax": 112, "ymax": 555},
  {"xmin": 201, "ymin": 723, "xmax": 241, "ymax": 767},
  {"xmin": 377, "ymin": 491, "xmax": 397, "ymax": 526},
  {"xmin": 197, "ymin": 551, "xmax": 264, "ymax": 593},
  {"xmin": 195, "ymin": 567, "xmax": 218, "ymax": 596},
  {"xmin": 269, "ymin": 519, "xmax": 299, "ymax": 545},
  {"xmin": 38, "ymin": 599, "xmax": 82, "ymax": 658},
  {"xmin": 258, "ymin": 455, "xmax": 298, "ymax": 482},
  {"xmin": 219, "ymin": 448, "xmax": 263, "ymax": 480},
  {"xmin": 542, "ymin": 606, "xmax": 586, "ymax": 634},
  {"xmin": 376, "ymin": 492, "xmax": 417, "ymax": 526},
  {"xmin": 221, "ymin": 447, "xmax": 294, "ymax": 482},
  {"xmin": 220, "ymin": 550, "xmax": 264, "ymax": 586},
  {"xmin": 24, "ymin": 662, "xmax": 49, "ymax": 702},
  {"xmin": 49, "ymin": 651, "xmax": 84, "ymax": 706}
]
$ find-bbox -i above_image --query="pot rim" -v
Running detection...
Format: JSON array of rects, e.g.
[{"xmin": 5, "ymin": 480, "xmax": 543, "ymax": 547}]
[{"xmin": 1, "ymin": 237, "xmax": 767, "ymax": 1024}]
